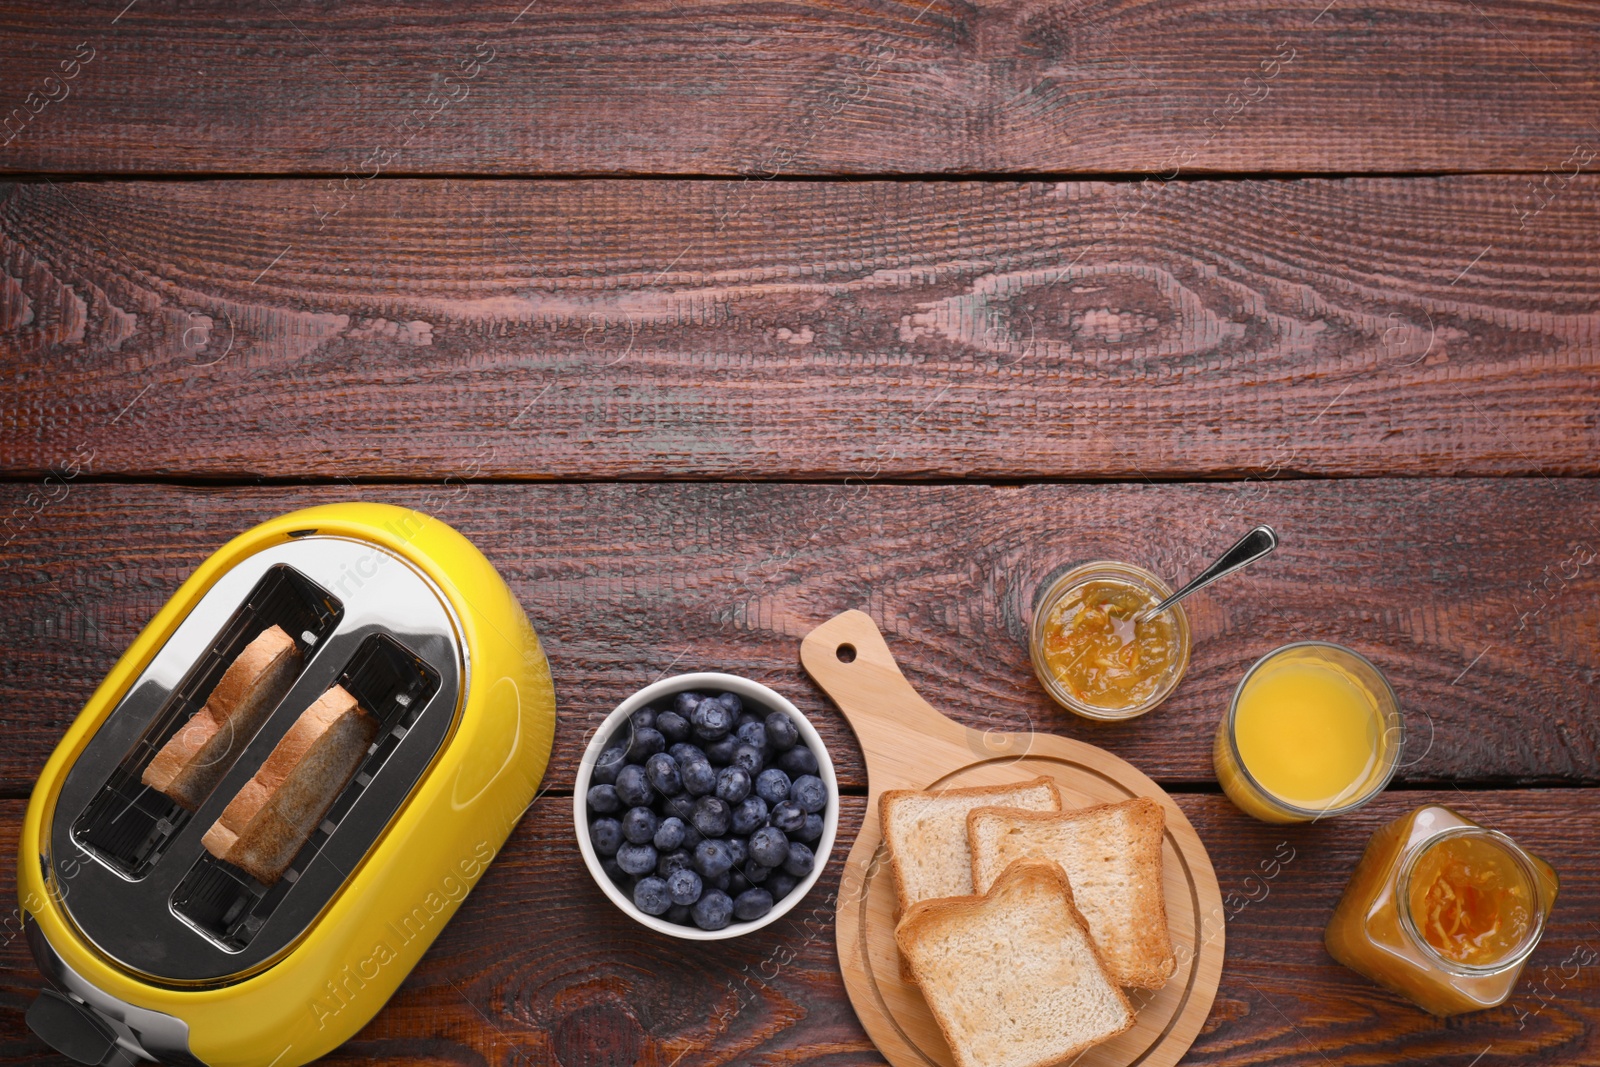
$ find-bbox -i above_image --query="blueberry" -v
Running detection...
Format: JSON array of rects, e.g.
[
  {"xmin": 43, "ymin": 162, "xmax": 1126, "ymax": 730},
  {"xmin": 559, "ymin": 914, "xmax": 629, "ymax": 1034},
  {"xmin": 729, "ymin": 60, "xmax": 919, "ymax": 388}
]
[
  {"xmin": 622, "ymin": 806, "xmax": 659, "ymax": 845},
  {"xmin": 733, "ymin": 888, "xmax": 774, "ymax": 922},
  {"xmin": 735, "ymin": 721, "xmax": 768, "ymax": 753},
  {"xmin": 590, "ymin": 817, "xmax": 623, "ymax": 856},
  {"xmin": 627, "ymin": 726, "xmax": 666, "ymax": 764},
  {"xmin": 667, "ymin": 867, "xmax": 704, "ymax": 906},
  {"xmin": 666, "ymin": 902, "xmax": 693, "ymax": 925},
  {"xmin": 616, "ymin": 842, "xmax": 658, "ymax": 877},
  {"xmin": 692, "ymin": 889, "xmax": 734, "ymax": 930},
  {"xmin": 692, "ymin": 700, "xmax": 734, "ymax": 741},
  {"xmin": 716, "ymin": 766, "xmax": 752, "ymax": 804},
  {"xmin": 634, "ymin": 876, "xmax": 671, "ymax": 915},
  {"xmin": 669, "ymin": 742, "xmax": 702, "ymax": 764},
  {"xmin": 732, "ymin": 745, "xmax": 764, "ymax": 775},
  {"xmin": 790, "ymin": 774, "xmax": 827, "ymax": 814},
  {"xmin": 615, "ymin": 765, "xmax": 654, "ymax": 808},
  {"xmin": 654, "ymin": 815, "xmax": 686, "ymax": 852},
  {"xmin": 764, "ymin": 711, "xmax": 799, "ymax": 751},
  {"xmin": 692, "ymin": 796, "xmax": 731, "ymax": 838},
  {"xmin": 771, "ymin": 801, "xmax": 805, "ymax": 834},
  {"xmin": 705, "ymin": 736, "xmax": 738, "ymax": 766},
  {"xmin": 662, "ymin": 793, "xmax": 697, "ymax": 822},
  {"xmin": 768, "ymin": 872, "xmax": 798, "ymax": 900},
  {"xmin": 731, "ymin": 796, "xmax": 769, "ymax": 835},
  {"xmin": 726, "ymin": 835, "xmax": 748, "ymax": 868},
  {"xmin": 656, "ymin": 710, "xmax": 691, "ymax": 743},
  {"xmin": 695, "ymin": 838, "xmax": 735, "ymax": 878},
  {"xmin": 645, "ymin": 752, "xmax": 683, "ymax": 797},
  {"xmin": 736, "ymin": 711, "xmax": 762, "ymax": 731},
  {"xmin": 755, "ymin": 768, "xmax": 792, "ymax": 806},
  {"xmin": 778, "ymin": 745, "xmax": 818, "ymax": 776},
  {"xmin": 593, "ymin": 745, "xmax": 628, "ymax": 785},
  {"xmin": 783, "ymin": 842, "xmax": 815, "ymax": 878},
  {"xmin": 680, "ymin": 823, "xmax": 704, "ymax": 851},
  {"xmin": 795, "ymin": 813, "xmax": 824, "ymax": 843},
  {"xmin": 744, "ymin": 862, "xmax": 772, "ymax": 884},
  {"xmin": 729, "ymin": 870, "xmax": 753, "ymax": 895},
  {"xmin": 681, "ymin": 758, "xmax": 717, "ymax": 797},
  {"xmin": 749, "ymin": 826, "xmax": 789, "ymax": 867},
  {"xmin": 586, "ymin": 784, "xmax": 620, "ymax": 814},
  {"xmin": 674, "ymin": 691, "xmax": 705, "ymax": 717},
  {"xmin": 705, "ymin": 871, "xmax": 731, "ymax": 892},
  {"xmin": 716, "ymin": 692, "xmax": 744, "ymax": 716},
  {"xmin": 657, "ymin": 848, "xmax": 693, "ymax": 878},
  {"xmin": 601, "ymin": 857, "xmax": 628, "ymax": 884},
  {"xmin": 632, "ymin": 707, "xmax": 656, "ymax": 731}
]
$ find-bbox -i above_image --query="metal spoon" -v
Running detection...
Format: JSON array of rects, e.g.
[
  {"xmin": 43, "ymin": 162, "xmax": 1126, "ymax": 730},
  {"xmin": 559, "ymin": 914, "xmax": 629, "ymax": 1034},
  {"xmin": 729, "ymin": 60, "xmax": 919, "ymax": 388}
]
[{"xmin": 1109, "ymin": 525, "xmax": 1279, "ymax": 644}]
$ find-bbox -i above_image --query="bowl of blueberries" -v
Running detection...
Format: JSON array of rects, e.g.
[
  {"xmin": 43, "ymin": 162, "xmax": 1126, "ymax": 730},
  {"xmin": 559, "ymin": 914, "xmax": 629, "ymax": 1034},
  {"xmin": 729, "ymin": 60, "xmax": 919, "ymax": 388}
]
[{"xmin": 574, "ymin": 672, "xmax": 838, "ymax": 938}]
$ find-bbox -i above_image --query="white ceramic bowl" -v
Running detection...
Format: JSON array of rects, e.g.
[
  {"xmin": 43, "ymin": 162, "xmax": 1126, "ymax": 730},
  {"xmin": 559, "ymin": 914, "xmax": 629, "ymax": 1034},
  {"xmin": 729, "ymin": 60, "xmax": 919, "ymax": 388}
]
[{"xmin": 574, "ymin": 672, "xmax": 840, "ymax": 940}]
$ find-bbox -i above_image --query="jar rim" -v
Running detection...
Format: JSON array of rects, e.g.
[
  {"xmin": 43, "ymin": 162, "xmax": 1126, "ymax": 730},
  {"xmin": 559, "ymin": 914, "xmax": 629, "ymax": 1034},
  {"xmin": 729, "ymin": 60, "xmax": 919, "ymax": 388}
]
[
  {"xmin": 1027, "ymin": 560, "xmax": 1190, "ymax": 722},
  {"xmin": 1221, "ymin": 641, "xmax": 1404, "ymax": 820},
  {"xmin": 1396, "ymin": 825, "xmax": 1549, "ymax": 976}
]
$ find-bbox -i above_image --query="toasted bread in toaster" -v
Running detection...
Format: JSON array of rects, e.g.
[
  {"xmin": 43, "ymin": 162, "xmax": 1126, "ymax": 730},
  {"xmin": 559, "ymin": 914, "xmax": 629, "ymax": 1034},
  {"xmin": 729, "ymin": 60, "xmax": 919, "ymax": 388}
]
[
  {"xmin": 142, "ymin": 625, "xmax": 301, "ymax": 811},
  {"xmin": 968, "ymin": 798, "xmax": 1176, "ymax": 988},
  {"xmin": 202, "ymin": 684, "xmax": 378, "ymax": 884}
]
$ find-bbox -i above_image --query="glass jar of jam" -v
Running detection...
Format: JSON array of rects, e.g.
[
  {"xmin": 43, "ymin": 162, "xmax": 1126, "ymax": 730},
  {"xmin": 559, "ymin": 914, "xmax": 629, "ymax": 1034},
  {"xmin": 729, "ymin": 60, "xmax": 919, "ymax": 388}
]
[
  {"xmin": 1028, "ymin": 561, "xmax": 1190, "ymax": 721},
  {"xmin": 1326, "ymin": 804, "xmax": 1558, "ymax": 1015}
]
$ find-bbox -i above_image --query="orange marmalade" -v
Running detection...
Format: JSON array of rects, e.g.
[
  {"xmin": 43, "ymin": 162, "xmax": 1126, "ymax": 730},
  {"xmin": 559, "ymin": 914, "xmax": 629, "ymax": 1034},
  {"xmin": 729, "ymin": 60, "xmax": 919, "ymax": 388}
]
[
  {"xmin": 1038, "ymin": 579, "xmax": 1181, "ymax": 714},
  {"xmin": 1406, "ymin": 833, "xmax": 1533, "ymax": 967},
  {"xmin": 1326, "ymin": 805, "xmax": 1557, "ymax": 1016}
]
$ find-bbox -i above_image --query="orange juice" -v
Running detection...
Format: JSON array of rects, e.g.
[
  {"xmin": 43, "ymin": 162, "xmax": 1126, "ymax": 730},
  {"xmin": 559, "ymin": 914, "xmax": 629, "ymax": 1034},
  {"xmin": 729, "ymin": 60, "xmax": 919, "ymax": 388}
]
[{"xmin": 1215, "ymin": 643, "xmax": 1401, "ymax": 823}]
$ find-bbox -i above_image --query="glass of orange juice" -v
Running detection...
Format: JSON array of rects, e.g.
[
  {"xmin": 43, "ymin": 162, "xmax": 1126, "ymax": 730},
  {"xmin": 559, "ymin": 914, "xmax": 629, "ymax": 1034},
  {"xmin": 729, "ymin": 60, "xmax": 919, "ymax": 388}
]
[{"xmin": 1214, "ymin": 642, "xmax": 1403, "ymax": 823}]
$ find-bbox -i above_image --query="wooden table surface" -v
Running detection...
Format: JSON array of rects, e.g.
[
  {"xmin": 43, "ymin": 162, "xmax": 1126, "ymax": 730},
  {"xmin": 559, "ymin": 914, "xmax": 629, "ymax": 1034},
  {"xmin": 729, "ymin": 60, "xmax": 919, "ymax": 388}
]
[{"xmin": 2, "ymin": 2, "xmax": 1597, "ymax": 1065}]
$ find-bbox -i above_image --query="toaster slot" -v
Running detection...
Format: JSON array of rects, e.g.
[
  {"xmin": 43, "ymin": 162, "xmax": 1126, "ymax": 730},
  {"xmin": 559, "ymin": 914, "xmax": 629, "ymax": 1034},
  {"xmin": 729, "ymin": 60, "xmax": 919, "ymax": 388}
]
[
  {"xmin": 171, "ymin": 633, "xmax": 440, "ymax": 951},
  {"xmin": 168, "ymin": 855, "xmax": 279, "ymax": 950},
  {"xmin": 71, "ymin": 564, "xmax": 342, "ymax": 879}
]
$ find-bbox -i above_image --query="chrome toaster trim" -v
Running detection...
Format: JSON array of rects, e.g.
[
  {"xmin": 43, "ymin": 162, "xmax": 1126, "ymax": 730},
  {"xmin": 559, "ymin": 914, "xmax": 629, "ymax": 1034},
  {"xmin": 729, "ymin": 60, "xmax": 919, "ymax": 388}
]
[{"xmin": 27, "ymin": 920, "xmax": 201, "ymax": 1066}]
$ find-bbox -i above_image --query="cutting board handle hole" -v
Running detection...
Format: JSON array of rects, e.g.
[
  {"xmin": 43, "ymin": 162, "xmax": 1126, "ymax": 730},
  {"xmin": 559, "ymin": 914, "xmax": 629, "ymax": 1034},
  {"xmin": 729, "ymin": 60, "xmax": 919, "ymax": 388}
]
[{"xmin": 836, "ymin": 643, "xmax": 857, "ymax": 663}]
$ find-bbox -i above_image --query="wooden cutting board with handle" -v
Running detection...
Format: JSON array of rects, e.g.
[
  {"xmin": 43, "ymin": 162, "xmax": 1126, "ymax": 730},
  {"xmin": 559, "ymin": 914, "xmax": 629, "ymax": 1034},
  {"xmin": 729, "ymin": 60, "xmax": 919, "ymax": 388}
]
[{"xmin": 801, "ymin": 610, "xmax": 1224, "ymax": 1067}]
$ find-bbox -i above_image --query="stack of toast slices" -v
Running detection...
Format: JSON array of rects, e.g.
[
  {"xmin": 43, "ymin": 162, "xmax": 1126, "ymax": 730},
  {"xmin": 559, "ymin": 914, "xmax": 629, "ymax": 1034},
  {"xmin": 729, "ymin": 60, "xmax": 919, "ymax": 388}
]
[
  {"xmin": 882, "ymin": 776, "xmax": 1176, "ymax": 1067},
  {"xmin": 143, "ymin": 626, "xmax": 379, "ymax": 884}
]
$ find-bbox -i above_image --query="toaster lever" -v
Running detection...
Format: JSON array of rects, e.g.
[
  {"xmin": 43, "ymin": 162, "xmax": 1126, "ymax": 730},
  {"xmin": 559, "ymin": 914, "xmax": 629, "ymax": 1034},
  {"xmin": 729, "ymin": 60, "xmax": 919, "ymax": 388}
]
[{"xmin": 25, "ymin": 990, "xmax": 139, "ymax": 1067}]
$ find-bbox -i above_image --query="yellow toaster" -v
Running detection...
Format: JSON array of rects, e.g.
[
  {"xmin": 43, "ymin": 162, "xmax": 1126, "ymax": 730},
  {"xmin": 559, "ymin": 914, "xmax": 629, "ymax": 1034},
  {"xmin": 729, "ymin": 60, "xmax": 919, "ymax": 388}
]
[{"xmin": 17, "ymin": 503, "xmax": 556, "ymax": 1067}]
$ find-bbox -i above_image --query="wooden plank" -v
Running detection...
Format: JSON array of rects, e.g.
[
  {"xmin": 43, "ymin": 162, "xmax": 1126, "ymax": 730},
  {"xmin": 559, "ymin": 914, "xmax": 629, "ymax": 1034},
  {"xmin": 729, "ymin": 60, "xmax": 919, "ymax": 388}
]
[
  {"xmin": 2, "ymin": 481, "xmax": 1595, "ymax": 796},
  {"xmin": 3, "ymin": 177, "xmax": 1598, "ymax": 480},
  {"xmin": 0, "ymin": 791, "xmax": 1595, "ymax": 1065},
  {"xmin": 0, "ymin": 2, "xmax": 1596, "ymax": 175}
]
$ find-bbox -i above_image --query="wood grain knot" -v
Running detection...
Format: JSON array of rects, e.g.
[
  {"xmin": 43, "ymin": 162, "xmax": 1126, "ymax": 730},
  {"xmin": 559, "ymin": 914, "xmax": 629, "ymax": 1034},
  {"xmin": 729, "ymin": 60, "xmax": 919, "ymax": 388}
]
[
  {"xmin": 898, "ymin": 264, "xmax": 1229, "ymax": 365},
  {"xmin": 549, "ymin": 1000, "xmax": 644, "ymax": 1067}
]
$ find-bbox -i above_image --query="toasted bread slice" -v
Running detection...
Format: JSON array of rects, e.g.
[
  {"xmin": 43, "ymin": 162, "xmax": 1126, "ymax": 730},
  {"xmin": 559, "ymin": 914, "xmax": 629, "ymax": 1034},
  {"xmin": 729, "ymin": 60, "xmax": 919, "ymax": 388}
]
[
  {"xmin": 879, "ymin": 776, "xmax": 1061, "ymax": 915},
  {"xmin": 968, "ymin": 798, "xmax": 1176, "ymax": 988},
  {"xmin": 202, "ymin": 684, "xmax": 377, "ymax": 884},
  {"xmin": 142, "ymin": 625, "xmax": 301, "ymax": 811},
  {"xmin": 896, "ymin": 859, "xmax": 1136, "ymax": 1067}
]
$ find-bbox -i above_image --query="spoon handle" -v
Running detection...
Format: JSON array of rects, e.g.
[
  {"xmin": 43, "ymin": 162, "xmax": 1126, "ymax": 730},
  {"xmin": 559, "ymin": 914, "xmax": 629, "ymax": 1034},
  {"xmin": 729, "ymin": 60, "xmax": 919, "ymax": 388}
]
[{"xmin": 1137, "ymin": 525, "xmax": 1279, "ymax": 622}]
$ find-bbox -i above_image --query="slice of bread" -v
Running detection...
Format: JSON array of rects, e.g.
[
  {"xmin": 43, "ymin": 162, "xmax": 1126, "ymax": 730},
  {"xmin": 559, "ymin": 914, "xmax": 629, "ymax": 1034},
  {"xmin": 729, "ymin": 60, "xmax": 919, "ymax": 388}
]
[
  {"xmin": 142, "ymin": 625, "xmax": 301, "ymax": 811},
  {"xmin": 896, "ymin": 859, "xmax": 1136, "ymax": 1067},
  {"xmin": 202, "ymin": 684, "xmax": 378, "ymax": 884},
  {"xmin": 968, "ymin": 798, "xmax": 1176, "ymax": 988},
  {"xmin": 879, "ymin": 776, "xmax": 1061, "ymax": 914}
]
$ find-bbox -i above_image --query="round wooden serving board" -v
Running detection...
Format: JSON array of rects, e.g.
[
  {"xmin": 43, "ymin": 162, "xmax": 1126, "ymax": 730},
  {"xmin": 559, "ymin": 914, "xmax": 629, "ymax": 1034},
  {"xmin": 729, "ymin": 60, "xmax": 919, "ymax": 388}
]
[{"xmin": 801, "ymin": 611, "xmax": 1224, "ymax": 1067}]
